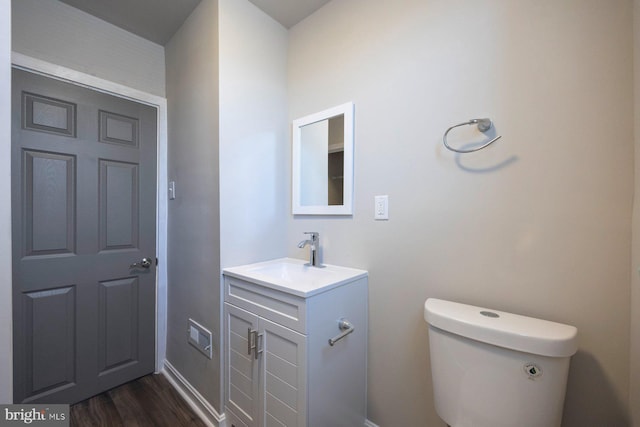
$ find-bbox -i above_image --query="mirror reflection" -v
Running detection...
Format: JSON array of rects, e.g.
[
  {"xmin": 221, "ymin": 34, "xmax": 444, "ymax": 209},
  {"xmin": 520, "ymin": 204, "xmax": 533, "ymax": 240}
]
[
  {"xmin": 300, "ymin": 114, "xmax": 344, "ymax": 206},
  {"xmin": 292, "ymin": 102, "xmax": 354, "ymax": 215}
]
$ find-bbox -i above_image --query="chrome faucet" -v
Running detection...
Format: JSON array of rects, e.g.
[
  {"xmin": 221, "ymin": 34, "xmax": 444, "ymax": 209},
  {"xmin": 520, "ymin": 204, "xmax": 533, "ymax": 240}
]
[{"xmin": 297, "ymin": 232, "xmax": 321, "ymax": 267}]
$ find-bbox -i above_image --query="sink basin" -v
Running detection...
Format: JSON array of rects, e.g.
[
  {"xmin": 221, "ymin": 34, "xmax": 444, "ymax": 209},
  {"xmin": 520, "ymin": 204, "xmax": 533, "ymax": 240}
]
[{"xmin": 222, "ymin": 258, "xmax": 367, "ymax": 297}]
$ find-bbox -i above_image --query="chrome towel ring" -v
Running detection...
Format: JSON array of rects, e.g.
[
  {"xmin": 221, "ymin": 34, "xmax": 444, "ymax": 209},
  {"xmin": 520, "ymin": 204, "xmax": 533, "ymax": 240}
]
[{"xmin": 443, "ymin": 118, "xmax": 502, "ymax": 153}]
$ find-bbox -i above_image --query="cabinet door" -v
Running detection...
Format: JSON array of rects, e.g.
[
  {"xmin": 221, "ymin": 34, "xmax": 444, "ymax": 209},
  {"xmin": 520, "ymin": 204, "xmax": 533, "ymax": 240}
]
[
  {"xmin": 260, "ymin": 318, "xmax": 307, "ymax": 427},
  {"xmin": 225, "ymin": 303, "xmax": 260, "ymax": 427}
]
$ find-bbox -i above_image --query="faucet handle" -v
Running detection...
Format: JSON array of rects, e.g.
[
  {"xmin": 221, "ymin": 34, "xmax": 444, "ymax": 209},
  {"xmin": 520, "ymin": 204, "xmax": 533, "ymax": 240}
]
[{"xmin": 303, "ymin": 231, "xmax": 319, "ymax": 241}]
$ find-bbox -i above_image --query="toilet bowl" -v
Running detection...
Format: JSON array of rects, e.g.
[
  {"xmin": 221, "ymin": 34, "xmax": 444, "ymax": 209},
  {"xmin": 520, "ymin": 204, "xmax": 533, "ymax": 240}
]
[{"xmin": 424, "ymin": 298, "xmax": 578, "ymax": 427}]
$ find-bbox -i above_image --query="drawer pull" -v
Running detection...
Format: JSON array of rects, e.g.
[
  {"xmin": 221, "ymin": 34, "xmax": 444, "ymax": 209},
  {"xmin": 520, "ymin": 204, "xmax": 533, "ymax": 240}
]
[{"xmin": 329, "ymin": 318, "xmax": 354, "ymax": 346}]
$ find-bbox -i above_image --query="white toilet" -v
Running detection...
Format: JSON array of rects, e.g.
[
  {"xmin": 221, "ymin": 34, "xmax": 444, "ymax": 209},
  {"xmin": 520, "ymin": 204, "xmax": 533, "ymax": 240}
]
[{"xmin": 424, "ymin": 298, "xmax": 578, "ymax": 427}]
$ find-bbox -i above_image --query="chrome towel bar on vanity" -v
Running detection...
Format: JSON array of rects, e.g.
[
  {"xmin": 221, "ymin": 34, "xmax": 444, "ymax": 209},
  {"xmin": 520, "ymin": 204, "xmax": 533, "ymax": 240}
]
[{"xmin": 329, "ymin": 318, "xmax": 355, "ymax": 346}]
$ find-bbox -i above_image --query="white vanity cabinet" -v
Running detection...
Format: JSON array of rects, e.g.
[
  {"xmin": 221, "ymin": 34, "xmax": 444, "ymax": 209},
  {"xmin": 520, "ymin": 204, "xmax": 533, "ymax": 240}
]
[{"xmin": 222, "ymin": 258, "xmax": 368, "ymax": 427}]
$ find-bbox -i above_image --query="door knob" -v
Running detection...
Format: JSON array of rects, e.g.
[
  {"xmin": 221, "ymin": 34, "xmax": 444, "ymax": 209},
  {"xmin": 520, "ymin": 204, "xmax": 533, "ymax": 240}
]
[{"xmin": 130, "ymin": 257, "xmax": 152, "ymax": 269}]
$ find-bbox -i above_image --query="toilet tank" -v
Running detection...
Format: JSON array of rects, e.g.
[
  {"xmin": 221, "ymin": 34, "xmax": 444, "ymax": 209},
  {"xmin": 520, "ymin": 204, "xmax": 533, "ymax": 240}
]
[{"xmin": 424, "ymin": 298, "xmax": 578, "ymax": 427}]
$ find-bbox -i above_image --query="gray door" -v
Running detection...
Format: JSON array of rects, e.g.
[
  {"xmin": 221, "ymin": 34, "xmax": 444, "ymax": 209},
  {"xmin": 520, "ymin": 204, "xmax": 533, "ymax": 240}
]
[{"xmin": 11, "ymin": 69, "xmax": 157, "ymax": 404}]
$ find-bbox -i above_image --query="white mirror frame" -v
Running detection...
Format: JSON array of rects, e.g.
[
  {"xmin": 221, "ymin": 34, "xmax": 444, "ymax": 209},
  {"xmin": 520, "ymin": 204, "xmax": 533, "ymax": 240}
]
[{"xmin": 292, "ymin": 102, "xmax": 354, "ymax": 215}]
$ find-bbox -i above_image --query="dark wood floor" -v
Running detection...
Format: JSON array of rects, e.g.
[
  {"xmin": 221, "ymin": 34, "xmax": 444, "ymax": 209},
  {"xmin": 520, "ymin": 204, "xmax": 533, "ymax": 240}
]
[{"xmin": 70, "ymin": 374, "xmax": 208, "ymax": 427}]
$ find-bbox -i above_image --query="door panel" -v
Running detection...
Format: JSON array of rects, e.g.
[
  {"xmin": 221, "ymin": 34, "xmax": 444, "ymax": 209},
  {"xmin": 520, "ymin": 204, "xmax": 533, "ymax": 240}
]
[
  {"xmin": 98, "ymin": 277, "xmax": 140, "ymax": 374},
  {"xmin": 261, "ymin": 319, "xmax": 306, "ymax": 427},
  {"xmin": 12, "ymin": 68, "xmax": 157, "ymax": 404},
  {"xmin": 99, "ymin": 110, "xmax": 138, "ymax": 147},
  {"xmin": 225, "ymin": 303, "xmax": 260, "ymax": 427},
  {"xmin": 23, "ymin": 150, "xmax": 76, "ymax": 256},
  {"xmin": 22, "ymin": 286, "xmax": 76, "ymax": 399},
  {"xmin": 22, "ymin": 92, "xmax": 76, "ymax": 138},
  {"xmin": 99, "ymin": 160, "xmax": 139, "ymax": 250}
]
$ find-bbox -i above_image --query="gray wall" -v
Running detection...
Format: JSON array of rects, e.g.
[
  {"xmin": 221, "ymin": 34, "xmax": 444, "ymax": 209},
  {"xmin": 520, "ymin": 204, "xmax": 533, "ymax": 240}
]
[
  {"xmin": 165, "ymin": 0, "xmax": 221, "ymax": 411},
  {"xmin": 12, "ymin": 0, "xmax": 165, "ymax": 97},
  {"xmin": 287, "ymin": 1, "xmax": 633, "ymax": 426},
  {"xmin": 164, "ymin": 0, "xmax": 289, "ymax": 414}
]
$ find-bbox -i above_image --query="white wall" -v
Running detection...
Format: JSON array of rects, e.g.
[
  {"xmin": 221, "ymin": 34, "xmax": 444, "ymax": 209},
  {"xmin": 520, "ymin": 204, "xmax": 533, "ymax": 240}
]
[
  {"xmin": 12, "ymin": 0, "xmax": 165, "ymax": 97},
  {"xmin": 288, "ymin": 1, "xmax": 633, "ymax": 425},
  {"xmin": 0, "ymin": 0, "xmax": 12, "ymax": 404},
  {"xmin": 219, "ymin": 0, "xmax": 288, "ymax": 268}
]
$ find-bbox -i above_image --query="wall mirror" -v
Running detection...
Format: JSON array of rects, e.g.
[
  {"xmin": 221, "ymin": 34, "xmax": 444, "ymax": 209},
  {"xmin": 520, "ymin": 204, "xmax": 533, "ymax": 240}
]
[{"xmin": 292, "ymin": 102, "xmax": 354, "ymax": 215}]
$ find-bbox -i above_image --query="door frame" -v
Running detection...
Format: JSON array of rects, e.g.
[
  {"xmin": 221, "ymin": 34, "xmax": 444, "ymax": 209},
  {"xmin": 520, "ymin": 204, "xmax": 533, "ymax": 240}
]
[{"xmin": 9, "ymin": 52, "xmax": 169, "ymax": 386}]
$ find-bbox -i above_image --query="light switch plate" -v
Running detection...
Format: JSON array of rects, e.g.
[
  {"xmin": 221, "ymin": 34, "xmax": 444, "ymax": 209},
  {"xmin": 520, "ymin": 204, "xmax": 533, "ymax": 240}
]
[{"xmin": 168, "ymin": 181, "xmax": 176, "ymax": 200}]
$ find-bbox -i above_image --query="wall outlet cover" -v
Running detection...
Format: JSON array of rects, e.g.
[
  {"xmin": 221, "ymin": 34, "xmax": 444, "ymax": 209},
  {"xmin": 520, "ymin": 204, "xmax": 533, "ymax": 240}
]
[{"xmin": 374, "ymin": 195, "xmax": 389, "ymax": 220}]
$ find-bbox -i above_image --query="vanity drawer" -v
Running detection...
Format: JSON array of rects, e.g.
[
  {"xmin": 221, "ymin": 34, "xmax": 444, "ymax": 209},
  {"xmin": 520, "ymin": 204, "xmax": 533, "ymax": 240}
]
[{"xmin": 224, "ymin": 276, "xmax": 307, "ymax": 334}]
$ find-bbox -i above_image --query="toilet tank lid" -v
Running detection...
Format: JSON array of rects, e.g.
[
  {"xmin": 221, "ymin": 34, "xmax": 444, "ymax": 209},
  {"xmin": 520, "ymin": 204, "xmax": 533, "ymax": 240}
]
[{"xmin": 424, "ymin": 298, "xmax": 578, "ymax": 357}]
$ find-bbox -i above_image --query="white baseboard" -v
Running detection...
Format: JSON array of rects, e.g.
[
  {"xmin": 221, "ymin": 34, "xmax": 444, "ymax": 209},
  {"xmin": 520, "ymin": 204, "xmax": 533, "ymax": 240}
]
[
  {"xmin": 162, "ymin": 360, "xmax": 225, "ymax": 427},
  {"xmin": 365, "ymin": 420, "xmax": 380, "ymax": 427}
]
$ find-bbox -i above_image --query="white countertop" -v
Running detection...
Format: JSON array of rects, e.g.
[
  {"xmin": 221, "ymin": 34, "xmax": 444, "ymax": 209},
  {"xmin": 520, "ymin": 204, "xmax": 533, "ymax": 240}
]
[{"xmin": 222, "ymin": 257, "xmax": 368, "ymax": 297}]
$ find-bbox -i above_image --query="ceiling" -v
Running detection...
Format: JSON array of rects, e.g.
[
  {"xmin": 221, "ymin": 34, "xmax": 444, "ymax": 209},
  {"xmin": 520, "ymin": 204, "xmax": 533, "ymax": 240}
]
[
  {"xmin": 247, "ymin": 0, "xmax": 331, "ymax": 29},
  {"xmin": 58, "ymin": 0, "xmax": 331, "ymax": 45}
]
